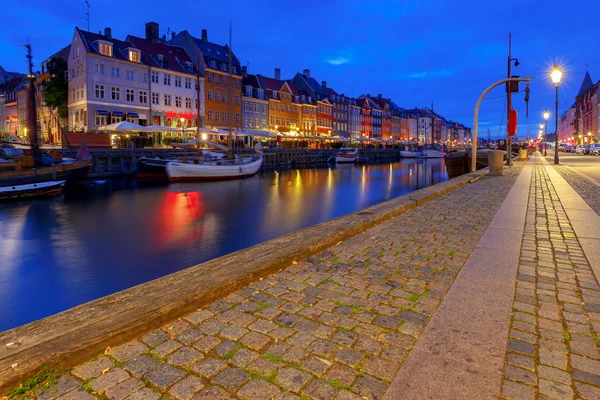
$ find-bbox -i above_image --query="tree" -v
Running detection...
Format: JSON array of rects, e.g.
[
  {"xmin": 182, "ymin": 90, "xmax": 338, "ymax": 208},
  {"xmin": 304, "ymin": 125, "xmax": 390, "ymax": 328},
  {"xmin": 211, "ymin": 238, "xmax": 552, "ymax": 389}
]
[{"xmin": 42, "ymin": 57, "xmax": 68, "ymax": 118}]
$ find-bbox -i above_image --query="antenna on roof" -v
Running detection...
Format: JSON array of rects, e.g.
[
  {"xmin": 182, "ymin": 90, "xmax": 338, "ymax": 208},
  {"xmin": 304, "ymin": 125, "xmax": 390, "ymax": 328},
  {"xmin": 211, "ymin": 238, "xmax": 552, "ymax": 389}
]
[{"xmin": 84, "ymin": 0, "xmax": 90, "ymax": 31}]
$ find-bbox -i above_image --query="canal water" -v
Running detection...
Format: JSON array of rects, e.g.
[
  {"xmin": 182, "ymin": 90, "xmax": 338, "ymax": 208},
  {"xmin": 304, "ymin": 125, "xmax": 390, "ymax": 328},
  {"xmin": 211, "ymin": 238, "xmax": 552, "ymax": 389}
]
[{"xmin": 0, "ymin": 159, "xmax": 447, "ymax": 331}]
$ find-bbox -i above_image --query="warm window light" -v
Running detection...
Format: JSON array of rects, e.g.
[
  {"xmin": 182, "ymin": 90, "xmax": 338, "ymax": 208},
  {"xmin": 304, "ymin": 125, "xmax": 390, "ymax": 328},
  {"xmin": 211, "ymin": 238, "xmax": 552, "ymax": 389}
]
[
  {"xmin": 540, "ymin": 123, "xmax": 544, "ymax": 129},
  {"xmin": 550, "ymin": 65, "xmax": 563, "ymax": 85},
  {"xmin": 543, "ymin": 111, "xmax": 550, "ymax": 120},
  {"xmin": 201, "ymin": 133, "xmax": 207, "ymax": 140}
]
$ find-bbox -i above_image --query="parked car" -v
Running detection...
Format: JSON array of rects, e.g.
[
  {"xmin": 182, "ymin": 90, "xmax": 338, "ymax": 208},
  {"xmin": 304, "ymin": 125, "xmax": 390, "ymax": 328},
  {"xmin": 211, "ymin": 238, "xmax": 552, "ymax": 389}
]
[
  {"xmin": 591, "ymin": 144, "xmax": 600, "ymax": 155},
  {"xmin": 575, "ymin": 145, "xmax": 586, "ymax": 154},
  {"xmin": 563, "ymin": 145, "xmax": 572, "ymax": 153},
  {"xmin": 558, "ymin": 143, "xmax": 567, "ymax": 152}
]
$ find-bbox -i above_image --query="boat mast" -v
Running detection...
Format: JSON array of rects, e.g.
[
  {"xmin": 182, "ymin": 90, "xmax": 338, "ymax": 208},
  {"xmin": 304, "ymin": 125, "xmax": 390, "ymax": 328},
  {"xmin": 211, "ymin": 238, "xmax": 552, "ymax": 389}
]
[
  {"xmin": 430, "ymin": 100, "xmax": 434, "ymax": 145},
  {"xmin": 196, "ymin": 52, "xmax": 201, "ymax": 154},
  {"xmin": 227, "ymin": 20, "xmax": 233, "ymax": 156},
  {"xmin": 25, "ymin": 43, "xmax": 41, "ymax": 165}
]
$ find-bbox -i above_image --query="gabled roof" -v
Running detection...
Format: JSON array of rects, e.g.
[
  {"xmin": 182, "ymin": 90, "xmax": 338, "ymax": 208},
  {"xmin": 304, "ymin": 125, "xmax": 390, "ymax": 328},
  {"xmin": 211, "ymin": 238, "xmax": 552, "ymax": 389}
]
[
  {"xmin": 325, "ymin": 87, "xmax": 337, "ymax": 96},
  {"xmin": 295, "ymin": 73, "xmax": 329, "ymax": 98},
  {"xmin": 127, "ymin": 35, "xmax": 195, "ymax": 75},
  {"xmin": 577, "ymin": 71, "xmax": 593, "ymax": 97},
  {"xmin": 77, "ymin": 28, "xmax": 134, "ymax": 62},
  {"xmin": 0, "ymin": 76, "xmax": 27, "ymax": 97},
  {"xmin": 257, "ymin": 75, "xmax": 282, "ymax": 91},
  {"xmin": 242, "ymin": 73, "xmax": 261, "ymax": 89},
  {"xmin": 297, "ymin": 89, "xmax": 316, "ymax": 105},
  {"xmin": 186, "ymin": 31, "xmax": 241, "ymax": 71},
  {"xmin": 42, "ymin": 45, "xmax": 71, "ymax": 65}
]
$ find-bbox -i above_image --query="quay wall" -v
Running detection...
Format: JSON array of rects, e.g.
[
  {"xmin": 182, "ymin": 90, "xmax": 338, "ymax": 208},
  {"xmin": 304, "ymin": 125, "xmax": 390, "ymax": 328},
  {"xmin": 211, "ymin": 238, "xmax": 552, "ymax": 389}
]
[
  {"xmin": 0, "ymin": 167, "xmax": 487, "ymax": 393},
  {"xmin": 55, "ymin": 148, "xmax": 400, "ymax": 177}
]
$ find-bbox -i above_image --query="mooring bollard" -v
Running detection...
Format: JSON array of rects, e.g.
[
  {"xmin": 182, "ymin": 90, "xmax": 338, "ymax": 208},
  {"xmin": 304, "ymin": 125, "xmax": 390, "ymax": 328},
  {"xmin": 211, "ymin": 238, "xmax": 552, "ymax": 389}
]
[
  {"xmin": 487, "ymin": 150, "xmax": 505, "ymax": 176},
  {"xmin": 519, "ymin": 149, "xmax": 528, "ymax": 161}
]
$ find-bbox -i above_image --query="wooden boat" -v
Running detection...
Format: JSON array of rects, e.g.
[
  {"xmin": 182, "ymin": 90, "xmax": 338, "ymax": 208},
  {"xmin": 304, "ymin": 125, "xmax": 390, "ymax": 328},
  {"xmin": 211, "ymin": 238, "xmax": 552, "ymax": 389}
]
[
  {"xmin": 137, "ymin": 157, "xmax": 171, "ymax": 181},
  {"xmin": 335, "ymin": 148, "xmax": 358, "ymax": 163},
  {"xmin": 400, "ymin": 146, "xmax": 444, "ymax": 159},
  {"xmin": 166, "ymin": 155, "xmax": 263, "ymax": 182},
  {"xmin": 0, "ymin": 180, "xmax": 65, "ymax": 200},
  {"xmin": 0, "ymin": 158, "xmax": 91, "ymax": 187}
]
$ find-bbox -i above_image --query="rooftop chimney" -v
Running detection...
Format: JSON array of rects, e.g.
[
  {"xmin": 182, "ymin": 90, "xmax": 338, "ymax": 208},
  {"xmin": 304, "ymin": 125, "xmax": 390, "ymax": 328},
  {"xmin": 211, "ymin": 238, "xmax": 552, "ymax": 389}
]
[
  {"xmin": 104, "ymin": 27, "xmax": 112, "ymax": 40},
  {"xmin": 145, "ymin": 22, "xmax": 159, "ymax": 42},
  {"xmin": 322, "ymin": 80, "xmax": 327, "ymax": 88},
  {"xmin": 171, "ymin": 31, "xmax": 176, "ymax": 40},
  {"xmin": 242, "ymin": 65, "xmax": 248, "ymax": 77},
  {"xmin": 303, "ymin": 69, "xmax": 310, "ymax": 78},
  {"xmin": 378, "ymin": 93, "xmax": 382, "ymax": 99},
  {"xmin": 274, "ymin": 68, "xmax": 281, "ymax": 81},
  {"xmin": 201, "ymin": 29, "xmax": 208, "ymax": 42}
]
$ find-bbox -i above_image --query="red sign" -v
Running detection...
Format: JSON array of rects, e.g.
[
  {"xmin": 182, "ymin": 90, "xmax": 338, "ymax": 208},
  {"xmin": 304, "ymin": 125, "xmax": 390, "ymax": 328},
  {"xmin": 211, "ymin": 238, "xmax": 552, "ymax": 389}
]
[{"xmin": 508, "ymin": 110, "xmax": 518, "ymax": 136}]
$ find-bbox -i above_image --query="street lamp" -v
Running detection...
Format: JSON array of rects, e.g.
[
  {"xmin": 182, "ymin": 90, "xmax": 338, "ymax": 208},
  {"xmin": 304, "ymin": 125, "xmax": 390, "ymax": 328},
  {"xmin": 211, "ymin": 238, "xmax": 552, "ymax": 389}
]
[
  {"xmin": 180, "ymin": 117, "xmax": 185, "ymax": 139},
  {"xmin": 543, "ymin": 110, "xmax": 550, "ymax": 156},
  {"xmin": 550, "ymin": 65, "xmax": 562, "ymax": 164},
  {"xmin": 588, "ymin": 131, "xmax": 593, "ymax": 144}
]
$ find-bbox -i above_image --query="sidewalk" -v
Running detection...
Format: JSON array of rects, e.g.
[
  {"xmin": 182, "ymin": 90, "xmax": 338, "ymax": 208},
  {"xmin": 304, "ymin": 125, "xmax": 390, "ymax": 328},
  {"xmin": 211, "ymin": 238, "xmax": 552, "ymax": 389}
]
[{"xmin": 7, "ymin": 154, "xmax": 600, "ymax": 400}]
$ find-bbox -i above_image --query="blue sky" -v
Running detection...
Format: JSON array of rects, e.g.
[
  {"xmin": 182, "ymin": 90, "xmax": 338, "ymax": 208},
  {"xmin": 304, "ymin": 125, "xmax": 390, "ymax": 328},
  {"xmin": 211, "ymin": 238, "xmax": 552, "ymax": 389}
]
[{"xmin": 2, "ymin": 0, "xmax": 599, "ymax": 139}]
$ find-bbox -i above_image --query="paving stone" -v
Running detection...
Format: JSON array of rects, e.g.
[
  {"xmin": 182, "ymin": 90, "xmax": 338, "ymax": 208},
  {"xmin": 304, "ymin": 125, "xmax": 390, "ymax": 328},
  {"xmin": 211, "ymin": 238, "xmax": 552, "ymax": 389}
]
[
  {"xmin": 145, "ymin": 363, "xmax": 185, "ymax": 391},
  {"xmin": 123, "ymin": 355, "xmax": 161, "ymax": 378},
  {"xmin": 248, "ymin": 319, "xmax": 279, "ymax": 334},
  {"xmin": 153, "ymin": 340, "xmax": 183, "ymax": 358},
  {"xmin": 301, "ymin": 356, "xmax": 332, "ymax": 378},
  {"xmin": 360, "ymin": 356, "xmax": 397, "ymax": 381},
  {"xmin": 574, "ymin": 381, "xmax": 600, "ymax": 400},
  {"xmin": 335, "ymin": 348, "xmax": 365, "ymax": 367},
  {"xmin": 507, "ymin": 353, "xmax": 535, "ymax": 371},
  {"xmin": 501, "ymin": 379, "xmax": 535, "ymax": 400},
  {"xmin": 570, "ymin": 354, "xmax": 600, "ymax": 375},
  {"xmin": 323, "ymin": 363, "xmax": 357, "ymax": 387},
  {"xmin": 104, "ymin": 378, "xmax": 145, "ymax": 400},
  {"xmin": 302, "ymin": 380, "xmax": 338, "ymax": 400},
  {"xmin": 281, "ymin": 346, "xmax": 310, "ymax": 364},
  {"xmin": 36, "ymin": 375, "xmax": 80, "ymax": 400},
  {"xmin": 231, "ymin": 348, "xmax": 260, "ymax": 368},
  {"xmin": 176, "ymin": 329, "xmax": 204, "ymax": 346},
  {"xmin": 537, "ymin": 365, "xmax": 571, "ymax": 385},
  {"xmin": 88, "ymin": 368, "xmax": 129, "ymax": 394},
  {"xmin": 167, "ymin": 347, "xmax": 204, "ymax": 367},
  {"xmin": 72, "ymin": 357, "xmax": 115, "ymax": 380},
  {"xmin": 110, "ymin": 341, "xmax": 148, "ymax": 363},
  {"xmin": 240, "ymin": 331, "xmax": 271, "ymax": 351},
  {"xmin": 215, "ymin": 340, "xmax": 239, "ymax": 357},
  {"xmin": 193, "ymin": 335, "xmax": 221, "ymax": 353},
  {"xmin": 352, "ymin": 375, "xmax": 387, "ymax": 399},
  {"xmin": 238, "ymin": 380, "xmax": 280, "ymax": 400},
  {"xmin": 307, "ymin": 339, "xmax": 338, "ymax": 358},
  {"xmin": 276, "ymin": 367, "xmax": 312, "ymax": 393},
  {"xmin": 124, "ymin": 388, "xmax": 160, "ymax": 400},
  {"xmin": 504, "ymin": 365, "xmax": 537, "ymax": 385},
  {"xmin": 248, "ymin": 357, "xmax": 282, "ymax": 377},
  {"xmin": 192, "ymin": 357, "xmax": 227, "ymax": 378},
  {"xmin": 219, "ymin": 325, "xmax": 249, "ymax": 340},
  {"xmin": 56, "ymin": 388, "xmax": 96, "ymax": 400},
  {"xmin": 538, "ymin": 378, "xmax": 573, "ymax": 399},
  {"xmin": 213, "ymin": 368, "xmax": 250, "ymax": 389},
  {"xmin": 163, "ymin": 319, "xmax": 193, "ymax": 336},
  {"xmin": 169, "ymin": 375, "xmax": 205, "ymax": 400},
  {"xmin": 507, "ymin": 339, "xmax": 535, "ymax": 356}
]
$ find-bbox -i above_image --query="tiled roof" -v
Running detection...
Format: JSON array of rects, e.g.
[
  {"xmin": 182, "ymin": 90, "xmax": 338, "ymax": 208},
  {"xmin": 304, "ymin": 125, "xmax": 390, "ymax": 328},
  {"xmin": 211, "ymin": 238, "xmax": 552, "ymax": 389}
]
[
  {"xmin": 297, "ymin": 73, "xmax": 329, "ymax": 97},
  {"xmin": 78, "ymin": 28, "xmax": 134, "ymax": 62},
  {"xmin": 42, "ymin": 45, "xmax": 71, "ymax": 65},
  {"xmin": 242, "ymin": 73, "xmax": 261, "ymax": 88},
  {"xmin": 577, "ymin": 71, "xmax": 593, "ymax": 98},
  {"xmin": 187, "ymin": 32, "xmax": 241, "ymax": 72},
  {"xmin": 256, "ymin": 75, "xmax": 281, "ymax": 91},
  {"xmin": 0, "ymin": 76, "xmax": 26, "ymax": 96},
  {"xmin": 127, "ymin": 35, "xmax": 195, "ymax": 75}
]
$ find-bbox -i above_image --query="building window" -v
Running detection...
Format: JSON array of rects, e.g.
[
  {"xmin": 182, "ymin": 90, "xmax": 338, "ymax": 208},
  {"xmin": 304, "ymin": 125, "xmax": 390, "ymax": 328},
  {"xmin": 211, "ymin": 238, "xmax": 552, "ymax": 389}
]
[
  {"xmin": 95, "ymin": 84, "xmax": 104, "ymax": 99},
  {"xmin": 236, "ymin": 79, "xmax": 240, "ymax": 88},
  {"xmin": 175, "ymin": 76, "xmax": 181, "ymax": 87},
  {"xmin": 111, "ymin": 67, "xmax": 120, "ymax": 78},
  {"xmin": 125, "ymin": 70, "xmax": 134, "ymax": 80},
  {"xmin": 214, "ymin": 75, "xmax": 220, "ymax": 84},
  {"xmin": 208, "ymin": 110, "xmax": 212, "ymax": 120},
  {"xmin": 222, "ymin": 112, "xmax": 227, "ymax": 123},
  {"xmin": 164, "ymin": 94, "xmax": 171, "ymax": 106},
  {"xmin": 271, "ymin": 116, "xmax": 274, "ymax": 124},
  {"xmin": 262, "ymin": 119, "xmax": 267, "ymax": 128},
  {"xmin": 140, "ymin": 72, "xmax": 148, "ymax": 82},
  {"xmin": 276, "ymin": 117, "xmax": 280, "ymax": 125},
  {"xmin": 99, "ymin": 42, "xmax": 112, "ymax": 57},
  {"xmin": 94, "ymin": 64, "xmax": 104, "ymax": 74},
  {"xmin": 95, "ymin": 115, "xmax": 107, "ymax": 126},
  {"xmin": 195, "ymin": 98, "xmax": 198, "ymax": 109},
  {"xmin": 215, "ymin": 111, "xmax": 220, "ymax": 121},
  {"xmin": 128, "ymin": 50, "xmax": 140, "ymax": 63},
  {"xmin": 111, "ymin": 86, "xmax": 120, "ymax": 101},
  {"xmin": 207, "ymin": 73, "xmax": 212, "ymax": 83},
  {"xmin": 139, "ymin": 90, "xmax": 148, "ymax": 104},
  {"xmin": 263, "ymin": 105, "xmax": 267, "ymax": 113},
  {"xmin": 207, "ymin": 90, "xmax": 212, "ymax": 101},
  {"xmin": 126, "ymin": 88, "xmax": 134, "ymax": 102},
  {"xmin": 222, "ymin": 76, "xmax": 227, "ymax": 86},
  {"xmin": 215, "ymin": 92, "xmax": 220, "ymax": 102},
  {"xmin": 185, "ymin": 78, "xmax": 191, "ymax": 89},
  {"xmin": 236, "ymin": 113, "xmax": 240, "ymax": 123},
  {"xmin": 164, "ymin": 73, "xmax": 171, "ymax": 85},
  {"xmin": 235, "ymin": 96, "xmax": 240, "ymax": 104},
  {"xmin": 244, "ymin": 117, "xmax": 248, "ymax": 127},
  {"xmin": 151, "ymin": 92, "xmax": 159, "ymax": 105},
  {"xmin": 175, "ymin": 96, "xmax": 182, "ymax": 107},
  {"xmin": 151, "ymin": 71, "xmax": 159, "ymax": 83},
  {"xmin": 222, "ymin": 93, "xmax": 227, "ymax": 103},
  {"xmin": 185, "ymin": 97, "xmax": 192, "ymax": 108}
]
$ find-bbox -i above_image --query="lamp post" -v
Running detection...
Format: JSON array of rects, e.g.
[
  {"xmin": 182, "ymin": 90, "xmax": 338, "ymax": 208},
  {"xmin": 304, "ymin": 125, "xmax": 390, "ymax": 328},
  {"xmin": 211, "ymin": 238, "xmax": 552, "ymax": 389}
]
[
  {"xmin": 588, "ymin": 131, "xmax": 593, "ymax": 145},
  {"xmin": 550, "ymin": 65, "xmax": 562, "ymax": 164},
  {"xmin": 539, "ymin": 123, "xmax": 546, "ymax": 155},
  {"xmin": 180, "ymin": 117, "xmax": 185, "ymax": 141},
  {"xmin": 543, "ymin": 110, "xmax": 550, "ymax": 156}
]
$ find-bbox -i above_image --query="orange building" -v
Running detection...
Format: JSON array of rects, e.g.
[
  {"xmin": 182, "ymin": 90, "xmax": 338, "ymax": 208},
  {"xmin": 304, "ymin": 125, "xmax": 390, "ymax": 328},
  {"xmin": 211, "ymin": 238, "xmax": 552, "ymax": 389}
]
[
  {"xmin": 258, "ymin": 71, "xmax": 301, "ymax": 133},
  {"xmin": 299, "ymin": 90, "xmax": 317, "ymax": 134}
]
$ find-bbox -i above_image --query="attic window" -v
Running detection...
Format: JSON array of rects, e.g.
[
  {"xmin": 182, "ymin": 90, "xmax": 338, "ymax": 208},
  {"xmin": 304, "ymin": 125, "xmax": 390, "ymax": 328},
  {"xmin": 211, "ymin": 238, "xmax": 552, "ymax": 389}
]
[
  {"xmin": 128, "ymin": 49, "xmax": 141, "ymax": 63},
  {"xmin": 98, "ymin": 42, "xmax": 113, "ymax": 57}
]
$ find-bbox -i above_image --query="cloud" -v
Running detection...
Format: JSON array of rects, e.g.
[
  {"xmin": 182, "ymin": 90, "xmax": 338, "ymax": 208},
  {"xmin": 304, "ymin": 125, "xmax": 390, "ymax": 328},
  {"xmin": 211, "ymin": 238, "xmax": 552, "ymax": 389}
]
[
  {"xmin": 326, "ymin": 57, "xmax": 350, "ymax": 65},
  {"xmin": 403, "ymin": 69, "xmax": 454, "ymax": 79}
]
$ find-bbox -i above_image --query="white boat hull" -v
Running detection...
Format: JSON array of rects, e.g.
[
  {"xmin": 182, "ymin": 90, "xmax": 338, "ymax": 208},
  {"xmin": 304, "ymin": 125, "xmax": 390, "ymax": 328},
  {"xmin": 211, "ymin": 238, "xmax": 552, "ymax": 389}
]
[
  {"xmin": 335, "ymin": 155, "xmax": 356, "ymax": 163},
  {"xmin": 166, "ymin": 157, "xmax": 262, "ymax": 182},
  {"xmin": 399, "ymin": 151, "xmax": 423, "ymax": 158},
  {"xmin": 422, "ymin": 149, "xmax": 444, "ymax": 158}
]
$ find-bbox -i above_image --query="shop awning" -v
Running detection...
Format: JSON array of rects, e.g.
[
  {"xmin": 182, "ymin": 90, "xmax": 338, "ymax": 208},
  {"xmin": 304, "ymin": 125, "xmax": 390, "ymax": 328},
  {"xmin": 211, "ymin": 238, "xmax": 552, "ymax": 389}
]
[
  {"xmin": 96, "ymin": 109, "xmax": 110, "ymax": 116},
  {"xmin": 127, "ymin": 112, "xmax": 139, "ymax": 118},
  {"xmin": 112, "ymin": 111, "xmax": 125, "ymax": 117}
]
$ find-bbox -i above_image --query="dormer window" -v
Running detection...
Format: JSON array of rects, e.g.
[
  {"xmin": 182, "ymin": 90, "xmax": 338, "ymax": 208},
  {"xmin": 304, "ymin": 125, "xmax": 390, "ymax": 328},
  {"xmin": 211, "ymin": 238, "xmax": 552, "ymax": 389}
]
[
  {"xmin": 97, "ymin": 41, "xmax": 113, "ymax": 57},
  {"xmin": 272, "ymin": 91, "xmax": 277, "ymax": 99},
  {"xmin": 128, "ymin": 49, "xmax": 141, "ymax": 63},
  {"xmin": 156, "ymin": 54, "xmax": 164, "ymax": 66},
  {"xmin": 245, "ymin": 86, "xmax": 252, "ymax": 97},
  {"xmin": 257, "ymin": 89, "xmax": 264, "ymax": 99}
]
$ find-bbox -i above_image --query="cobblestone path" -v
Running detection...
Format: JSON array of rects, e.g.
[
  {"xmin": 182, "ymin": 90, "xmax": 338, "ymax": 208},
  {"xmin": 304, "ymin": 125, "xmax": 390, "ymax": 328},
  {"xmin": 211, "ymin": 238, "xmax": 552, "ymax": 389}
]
[
  {"xmin": 551, "ymin": 165, "xmax": 600, "ymax": 217},
  {"xmin": 23, "ymin": 166, "xmax": 524, "ymax": 400},
  {"xmin": 500, "ymin": 162, "xmax": 600, "ymax": 400}
]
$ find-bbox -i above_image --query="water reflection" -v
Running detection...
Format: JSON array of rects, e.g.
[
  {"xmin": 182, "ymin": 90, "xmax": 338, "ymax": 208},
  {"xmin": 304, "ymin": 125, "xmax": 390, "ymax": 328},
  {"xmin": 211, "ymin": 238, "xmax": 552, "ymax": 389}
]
[{"xmin": 0, "ymin": 159, "xmax": 447, "ymax": 330}]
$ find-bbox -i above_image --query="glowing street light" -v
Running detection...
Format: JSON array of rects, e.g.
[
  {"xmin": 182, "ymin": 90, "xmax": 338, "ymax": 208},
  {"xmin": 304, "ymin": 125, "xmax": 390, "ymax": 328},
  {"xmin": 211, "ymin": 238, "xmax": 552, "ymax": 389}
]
[{"xmin": 550, "ymin": 65, "xmax": 563, "ymax": 164}]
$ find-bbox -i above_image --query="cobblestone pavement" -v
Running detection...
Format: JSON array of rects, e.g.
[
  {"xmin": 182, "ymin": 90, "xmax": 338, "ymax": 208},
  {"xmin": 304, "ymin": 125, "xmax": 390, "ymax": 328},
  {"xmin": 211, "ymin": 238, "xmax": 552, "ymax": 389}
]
[
  {"xmin": 551, "ymin": 164, "xmax": 600, "ymax": 217},
  {"xmin": 499, "ymin": 162, "xmax": 600, "ymax": 400},
  {"xmin": 24, "ymin": 165, "xmax": 525, "ymax": 400}
]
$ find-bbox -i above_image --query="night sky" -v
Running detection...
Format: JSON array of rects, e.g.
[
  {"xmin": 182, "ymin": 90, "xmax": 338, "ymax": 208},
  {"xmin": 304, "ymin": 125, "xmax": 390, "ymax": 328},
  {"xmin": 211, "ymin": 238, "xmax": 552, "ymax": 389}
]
[{"xmin": 2, "ymin": 0, "xmax": 599, "ymax": 139}]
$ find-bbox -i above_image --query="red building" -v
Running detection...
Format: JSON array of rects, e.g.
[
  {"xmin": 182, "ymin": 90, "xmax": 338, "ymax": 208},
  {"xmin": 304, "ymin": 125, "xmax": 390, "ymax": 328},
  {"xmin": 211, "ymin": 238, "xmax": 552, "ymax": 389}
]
[
  {"xmin": 370, "ymin": 95, "xmax": 392, "ymax": 140},
  {"xmin": 356, "ymin": 98, "xmax": 372, "ymax": 138},
  {"xmin": 316, "ymin": 98, "xmax": 332, "ymax": 135}
]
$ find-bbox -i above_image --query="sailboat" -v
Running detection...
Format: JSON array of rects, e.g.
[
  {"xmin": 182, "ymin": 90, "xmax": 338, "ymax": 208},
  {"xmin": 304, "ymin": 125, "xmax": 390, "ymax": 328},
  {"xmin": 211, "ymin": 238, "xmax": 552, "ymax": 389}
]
[
  {"xmin": 0, "ymin": 44, "xmax": 90, "ymax": 200},
  {"xmin": 165, "ymin": 23, "xmax": 262, "ymax": 182},
  {"xmin": 400, "ymin": 103, "xmax": 443, "ymax": 159}
]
